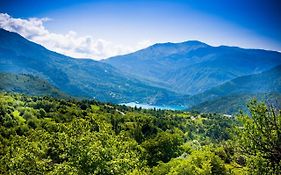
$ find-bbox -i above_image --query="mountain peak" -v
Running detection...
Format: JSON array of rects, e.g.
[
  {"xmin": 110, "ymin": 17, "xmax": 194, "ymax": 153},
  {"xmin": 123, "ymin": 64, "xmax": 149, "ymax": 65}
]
[
  {"xmin": 181, "ymin": 40, "xmax": 209, "ymax": 46},
  {"xmin": 149, "ymin": 40, "xmax": 209, "ymax": 51}
]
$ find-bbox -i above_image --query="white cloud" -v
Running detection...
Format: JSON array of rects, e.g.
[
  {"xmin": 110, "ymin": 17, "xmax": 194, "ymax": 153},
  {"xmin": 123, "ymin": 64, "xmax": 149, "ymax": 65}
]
[{"xmin": 0, "ymin": 13, "xmax": 152, "ymax": 60}]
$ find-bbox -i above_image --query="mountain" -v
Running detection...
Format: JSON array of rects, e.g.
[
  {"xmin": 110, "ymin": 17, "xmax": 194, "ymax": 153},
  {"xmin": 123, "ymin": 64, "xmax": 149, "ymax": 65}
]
[
  {"xmin": 189, "ymin": 64, "xmax": 281, "ymax": 106},
  {"xmin": 104, "ymin": 41, "xmax": 281, "ymax": 95},
  {"xmin": 0, "ymin": 28, "xmax": 180, "ymax": 105},
  {"xmin": 0, "ymin": 72, "xmax": 66, "ymax": 98},
  {"xmin": 1, "ymin": 28, "xmax": 280, "ymax": 112},
  {"xmin": 189, "ymin": 92, "xmax": 281, "ymax": 114},
  {"xmin": 185, "ymin": 65, "xmax": 281, "ymax": 113}
]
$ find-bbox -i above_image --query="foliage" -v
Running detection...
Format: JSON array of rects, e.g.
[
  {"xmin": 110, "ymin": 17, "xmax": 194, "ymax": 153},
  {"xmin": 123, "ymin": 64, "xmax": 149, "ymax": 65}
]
[
  {"xmin": 153, "ymin": 148, "xmax": 227, "ymax": 175},
  {"xmin": 235, "ymin": 99, "xmax": 281, "ymax": 174},
  {"xmin": 0, "ymin": 92, "xmax": 280, "ymax": 174}
]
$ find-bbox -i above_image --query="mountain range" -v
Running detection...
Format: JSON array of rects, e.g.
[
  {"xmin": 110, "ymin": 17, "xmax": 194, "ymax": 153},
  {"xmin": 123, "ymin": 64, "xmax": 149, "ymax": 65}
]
[
  {"xmin": 1, "ymin": 28, "xmax": 281, "ymax": 113},
  {"xmin": 105, "ymin": 41, "xmax": 281, "ymax": 95},
  {"xmin": 0, "ymin": 28, "xmax": 179, "ymax": 105}
]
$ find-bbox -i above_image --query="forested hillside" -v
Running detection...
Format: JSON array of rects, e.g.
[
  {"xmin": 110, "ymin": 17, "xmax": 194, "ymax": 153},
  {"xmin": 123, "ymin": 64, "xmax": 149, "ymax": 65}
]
[
  {"xmin": 0, "ymin": 73, "xmax": 67, "ymax": 98},
  {"xmin": 1, "ymin": 92, "xmax": 280, "ymax": 174},
  {"xmin": 189, "ymin": 65, "xmax": 281, "ymax": 105},
  {"xmin": 190, "ymin": 92, "xmax": 281, "ymax": 114}
]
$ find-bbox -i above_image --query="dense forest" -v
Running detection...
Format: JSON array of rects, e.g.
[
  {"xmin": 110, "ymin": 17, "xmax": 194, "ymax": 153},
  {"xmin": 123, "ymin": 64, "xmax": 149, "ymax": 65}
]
[{"xmin": 0, "ymin": 92, "xmax": 280, "ymax": 174}]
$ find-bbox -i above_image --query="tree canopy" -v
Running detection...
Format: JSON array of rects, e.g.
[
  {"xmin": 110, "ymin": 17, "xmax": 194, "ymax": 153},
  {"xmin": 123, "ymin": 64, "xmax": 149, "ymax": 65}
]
[{"xmin": 0, "ymin": 92, "xmax": 280, "ymax": 174}]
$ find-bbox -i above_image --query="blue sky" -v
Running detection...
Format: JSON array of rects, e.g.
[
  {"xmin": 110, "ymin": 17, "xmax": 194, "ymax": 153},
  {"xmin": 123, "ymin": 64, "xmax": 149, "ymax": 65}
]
[{"xmin": 0, "ymin": 0, "xmax": 280, "ymax": 59}]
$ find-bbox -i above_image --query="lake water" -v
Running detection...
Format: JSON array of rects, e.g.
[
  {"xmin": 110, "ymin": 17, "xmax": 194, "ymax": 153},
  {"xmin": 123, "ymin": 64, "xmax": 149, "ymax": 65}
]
[{"xmin": 120, "ymin": 102, "xmax": 185, "ymax": 111}]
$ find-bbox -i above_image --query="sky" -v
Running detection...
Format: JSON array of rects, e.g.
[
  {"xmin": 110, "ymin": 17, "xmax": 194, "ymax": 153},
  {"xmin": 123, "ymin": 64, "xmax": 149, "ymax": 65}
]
[{"xmin": 0, "ymin": 0, "xmax": 281, "ymax": 60}]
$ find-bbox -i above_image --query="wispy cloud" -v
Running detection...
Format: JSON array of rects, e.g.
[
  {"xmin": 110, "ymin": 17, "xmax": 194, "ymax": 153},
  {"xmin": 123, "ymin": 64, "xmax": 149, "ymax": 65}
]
[{"xmin": 0, "ymin": 13, "xmax": 152, "ymax": 60}]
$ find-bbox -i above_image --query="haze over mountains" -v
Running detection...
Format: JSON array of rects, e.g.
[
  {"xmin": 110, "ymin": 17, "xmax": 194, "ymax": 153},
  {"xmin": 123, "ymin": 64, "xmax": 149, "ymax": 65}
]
[{"xmin": 1, "ymin": 28, "xmax": 281, "ymax": 113}]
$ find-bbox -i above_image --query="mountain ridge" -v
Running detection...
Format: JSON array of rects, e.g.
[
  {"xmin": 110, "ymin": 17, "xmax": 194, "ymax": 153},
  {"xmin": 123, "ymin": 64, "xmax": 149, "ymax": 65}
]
[
  {"xmin": 0, "ymin": 28, "xmax": 181, "ymax": 105},
  {"xmin": 104, "ymin": 40, "xmax": 281, "ymax": 94},
  {"xmin": 1, "ymin": 28, "xmax": 281, "ymax": 113}
]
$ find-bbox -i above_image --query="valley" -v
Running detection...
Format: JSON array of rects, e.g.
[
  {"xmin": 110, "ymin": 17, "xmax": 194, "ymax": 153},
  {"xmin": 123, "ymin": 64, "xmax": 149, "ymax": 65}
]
[
  {"xmin": 1, "ymin": 1, "xmax": 281, "ymax": 173},
  {"xmin": 1, "ymin": 28, "xmax": 281, "ymax": 114}
]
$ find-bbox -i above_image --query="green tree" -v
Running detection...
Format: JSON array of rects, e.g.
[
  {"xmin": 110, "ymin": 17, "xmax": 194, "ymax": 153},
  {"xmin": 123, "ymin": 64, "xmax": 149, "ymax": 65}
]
[
  {"xmin": 153, "ymin": 148, "xmax": 227, "ymax": 175},
  {"xmin": 235, "ymin": 100, "xmax": 281, "ymax": 174},
  {"xmin": 142, "ymin": 129, "xmax": 184, "ymax": 166}
]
